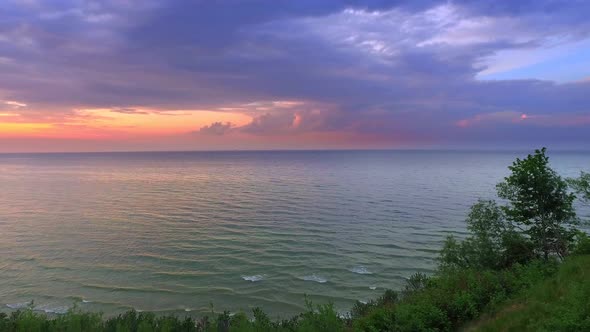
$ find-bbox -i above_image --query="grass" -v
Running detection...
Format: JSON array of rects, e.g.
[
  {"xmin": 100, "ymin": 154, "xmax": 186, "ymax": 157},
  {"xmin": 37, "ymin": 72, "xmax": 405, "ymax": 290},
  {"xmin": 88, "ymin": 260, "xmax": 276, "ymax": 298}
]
[{"xmin": 467, "ymin": 254, "xmax": 590, "ymax": 331}]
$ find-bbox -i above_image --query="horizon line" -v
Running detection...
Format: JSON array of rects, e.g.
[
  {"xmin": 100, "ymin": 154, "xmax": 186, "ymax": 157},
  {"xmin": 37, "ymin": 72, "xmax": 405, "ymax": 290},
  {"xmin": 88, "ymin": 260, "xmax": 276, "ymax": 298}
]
[{"xmin": 1, "ymin": 147, "xmax": 589, "ymax": 155}]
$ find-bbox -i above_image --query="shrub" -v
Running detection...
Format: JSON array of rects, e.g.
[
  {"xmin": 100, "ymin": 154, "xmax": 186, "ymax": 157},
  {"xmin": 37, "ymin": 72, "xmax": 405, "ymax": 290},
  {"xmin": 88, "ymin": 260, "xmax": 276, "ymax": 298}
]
[
  {"xmin": 440, "ymin": 200, "xmax": 538, "ymax": 271},
  {"xmin": 568, "ymin": 171, "xmax": 590, "ymax": 203},
  {"xmin": 297, "ymin": 299, "xmax": 344, "ymax": 332},
  {"xmin": 402, "ymin": 273, "xmax": 430, "ymax": 298},
  {"xmin": 393, "ymin": 303, "xmax": 450, "ymax": 332},
  {"xmin": 572, "ymin": 231, "xmax": 590, "ymax": 255},
  {"xmin": 350, "ymin": 289, "xmax": 398, "ymax": 321}
]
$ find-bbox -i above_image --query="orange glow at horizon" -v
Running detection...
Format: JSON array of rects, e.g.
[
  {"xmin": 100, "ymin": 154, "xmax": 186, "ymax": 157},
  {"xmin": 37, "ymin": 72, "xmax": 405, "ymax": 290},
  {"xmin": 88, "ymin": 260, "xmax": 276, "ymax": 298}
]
[
  {"xmin": 0, "ymin": 108, "xmax": 251, "ymax": 139},
  {"xmin": 0, "ymin": 122, "xmax": 54, "ymax": 135},
  {"xmin": 79, "ymin": 108, "xmax": 253, "ymax": 135}
]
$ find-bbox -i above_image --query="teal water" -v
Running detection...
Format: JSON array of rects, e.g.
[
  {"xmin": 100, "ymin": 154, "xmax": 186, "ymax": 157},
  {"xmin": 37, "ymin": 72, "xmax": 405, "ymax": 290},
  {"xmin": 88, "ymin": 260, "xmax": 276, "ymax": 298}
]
[{"xmin": 0, "ymin": 150, "xmax": 588, "ymax": 317}]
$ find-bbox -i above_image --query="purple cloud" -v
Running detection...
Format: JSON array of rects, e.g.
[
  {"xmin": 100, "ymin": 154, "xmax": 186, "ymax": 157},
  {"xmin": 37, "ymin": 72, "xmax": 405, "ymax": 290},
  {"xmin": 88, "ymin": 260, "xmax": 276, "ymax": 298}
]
[
  {"xmin": 198, "ymin": 122, "xmax": 234, "ymax": 136},
  {"xmin": 0, "ymin": 0, "xmax": 589, "ymax": 149}
]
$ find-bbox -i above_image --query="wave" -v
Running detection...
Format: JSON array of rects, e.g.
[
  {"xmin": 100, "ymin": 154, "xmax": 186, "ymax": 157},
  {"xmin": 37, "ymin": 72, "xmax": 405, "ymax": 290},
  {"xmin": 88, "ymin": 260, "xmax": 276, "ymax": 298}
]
[
  {"xmin": 39, "ymin": 306, "xmax": 69, "ymax": 314},
  {"xmin": 6, "ymin": 302, "xmax": 30, "ymax": 309},
  {"xmin": 154, "ymin": 271, "xmax": 216, "ymax": 277},
  {"xmin": 242, "ymin": 275, "xmax": 264, "ymax": 282},
  {"xmin": 369, "ymin": 286, "xmax": 377, "ymax": 290},
  {"xmin": 66, "ymin": 297, "xmax": 134, "ymax": 310},
  {"xmin": 300, "ymin": 275, "xmax": 327, "ymax": 283},
  {"xmin": 349, "ymin": 266, "xmax": 373, "ymax": 275},
  {"xmin": 82, "ymin": 283, "xmax": 180, "ymax": 295}
]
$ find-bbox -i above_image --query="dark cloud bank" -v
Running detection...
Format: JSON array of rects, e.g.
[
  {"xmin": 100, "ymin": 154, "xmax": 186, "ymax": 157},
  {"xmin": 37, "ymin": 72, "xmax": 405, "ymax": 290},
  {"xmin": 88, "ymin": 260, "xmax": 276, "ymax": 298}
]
[{"xmin": 0, "ymin": 0, "xmax": 589, "ymax": 148}]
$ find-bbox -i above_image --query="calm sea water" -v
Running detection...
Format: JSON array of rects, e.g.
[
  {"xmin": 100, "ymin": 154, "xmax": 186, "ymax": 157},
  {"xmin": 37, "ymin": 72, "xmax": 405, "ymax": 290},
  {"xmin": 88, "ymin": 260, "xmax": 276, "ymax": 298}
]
[{"xmin": 1, "ymin": 150, "xmax": 589, "ymax": 317}]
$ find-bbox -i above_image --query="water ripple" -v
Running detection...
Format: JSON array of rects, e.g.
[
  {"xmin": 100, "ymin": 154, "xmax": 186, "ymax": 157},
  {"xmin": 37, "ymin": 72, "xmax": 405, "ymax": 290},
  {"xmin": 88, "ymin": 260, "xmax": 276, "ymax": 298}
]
[{"xmin": 1, "ymin": 151, "xmax": 588, "ymax": 317}]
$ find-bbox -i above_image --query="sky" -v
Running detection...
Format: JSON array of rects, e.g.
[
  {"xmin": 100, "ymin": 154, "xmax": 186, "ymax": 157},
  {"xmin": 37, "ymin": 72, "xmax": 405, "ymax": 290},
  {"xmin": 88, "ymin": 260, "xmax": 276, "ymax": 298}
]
[{"xmin": 0, "ymin": 0, "xmax": 589, "ymax": 152}]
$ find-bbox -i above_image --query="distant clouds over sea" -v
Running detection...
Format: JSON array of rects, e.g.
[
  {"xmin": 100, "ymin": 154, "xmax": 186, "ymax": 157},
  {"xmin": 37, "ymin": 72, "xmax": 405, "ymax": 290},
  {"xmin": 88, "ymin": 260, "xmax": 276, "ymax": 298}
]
[{"xmin": 0, "ymin": 1, "xmax": 589, "ymax": 152}]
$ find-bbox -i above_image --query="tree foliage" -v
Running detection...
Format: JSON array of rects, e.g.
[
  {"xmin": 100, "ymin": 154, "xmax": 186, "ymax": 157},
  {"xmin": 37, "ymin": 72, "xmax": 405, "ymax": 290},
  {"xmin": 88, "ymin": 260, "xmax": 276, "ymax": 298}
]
[
  {"xmin": 442, "ymin": 148, "xmax": 580, "ymax": 269},
  {"xmin": 440, "ymin": 200, "xmax": 536, "ymax": 270},
  {"xmin": 496, "ymin": 147, "xmax": 578, "ymax": 259},
  {"xmin": 568, "ymin": 171, "xmax": 590, "ymax": 203}
]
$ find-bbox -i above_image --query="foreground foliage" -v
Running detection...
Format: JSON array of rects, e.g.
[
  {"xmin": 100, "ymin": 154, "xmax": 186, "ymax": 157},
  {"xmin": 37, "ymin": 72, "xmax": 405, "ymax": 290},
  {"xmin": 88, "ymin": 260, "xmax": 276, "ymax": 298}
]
[
  {"xmin": 467, "ymin": 254, "xmax": 590, "ymax": 331},
  {"xmin": 350, "ymin": 259, "xmax": 558, "ymax": 331}
]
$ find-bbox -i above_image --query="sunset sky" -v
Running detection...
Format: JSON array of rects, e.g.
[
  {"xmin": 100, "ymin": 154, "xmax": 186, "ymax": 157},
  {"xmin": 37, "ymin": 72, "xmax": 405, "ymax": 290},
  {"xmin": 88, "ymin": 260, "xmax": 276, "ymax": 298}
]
[{"xmin": 1, "ymin": 0, "xmax": 589, "ymax": 152}]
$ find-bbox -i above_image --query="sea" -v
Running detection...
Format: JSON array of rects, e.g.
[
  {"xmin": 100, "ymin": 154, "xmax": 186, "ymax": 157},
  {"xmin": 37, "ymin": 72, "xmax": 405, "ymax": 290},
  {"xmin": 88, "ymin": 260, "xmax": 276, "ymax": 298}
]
[{"xmin": 0, "ymin": 150, "xmax": 588, "ymax": 317}]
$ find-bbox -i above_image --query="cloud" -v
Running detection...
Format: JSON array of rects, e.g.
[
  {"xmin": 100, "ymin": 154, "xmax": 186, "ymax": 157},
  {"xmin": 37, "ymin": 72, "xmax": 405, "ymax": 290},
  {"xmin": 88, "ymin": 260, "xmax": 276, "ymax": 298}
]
[
  {"xmin": 109, "ymin": 108, "xmax": 149, "ymax": 115},
  {"xmin": 0, "ymin": 0, "xmax": 589, "ymax": 149},
  {"xmin": 240, "ymin": 113, "xmax": 296, "ymax": 134},
  {"xmin": 456, "ymin": 111, "xmax": 526, "ymax": 127},
  {"xmin": 197, "ymin": 122, "xmax": 234, "ymax": 136},
  {"xmin": 2, "ymin": 100, "xmax": 27, "ymax": 108}
]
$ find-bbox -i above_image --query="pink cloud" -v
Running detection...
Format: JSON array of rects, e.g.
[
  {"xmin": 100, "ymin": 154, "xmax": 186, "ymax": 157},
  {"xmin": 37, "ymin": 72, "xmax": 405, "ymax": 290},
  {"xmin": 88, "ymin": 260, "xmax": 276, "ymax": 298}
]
[
  {"xmin": 457, "ymin": 111, "xmax": 590, "ymax": 128},
  {"xmin": 456, "ymin": 111, "xmax": 525, "ymax": 127}
]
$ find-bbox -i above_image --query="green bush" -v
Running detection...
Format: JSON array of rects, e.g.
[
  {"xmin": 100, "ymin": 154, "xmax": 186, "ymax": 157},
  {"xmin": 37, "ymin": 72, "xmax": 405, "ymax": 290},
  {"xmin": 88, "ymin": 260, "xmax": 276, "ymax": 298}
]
[
  {"xmin": 572, "ymin": 231, "xmax": 590, "ymax": 255},
  {"xmin": 439, "ymin": 200, "xmax": 538, "ymax": 271},
  {"xmin": 473, "ymin": 255, "xmax": 590, "ymax": 331},
  {"xmin": 350, "ymin": 259, "xmax": 559, "ymax": 332},
  {"xmin": 297, "ymin": 300, "xmax": 344, "ymax": 332},
  {"xmin": 393, "ymin": 303, "xmax": 449, "ymax": 332},
  {"xmin": 568, "ymin": 171, "xmax": 590, "ymax": 203}
]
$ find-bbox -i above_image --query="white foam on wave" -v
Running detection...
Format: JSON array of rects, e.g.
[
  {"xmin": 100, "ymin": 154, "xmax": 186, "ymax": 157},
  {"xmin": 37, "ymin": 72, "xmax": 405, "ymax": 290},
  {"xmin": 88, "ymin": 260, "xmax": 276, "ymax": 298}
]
[
  {"xmin": 82, "ymin": 299, "xmax": 92, "ymax": 304},
  {"xmin": 39, "ymin": 305, "xmax": 69, "ymax": 314},
  {"xmin": 184, "ymin": 308, "xmax": 191, "ymax": 312},
  {"xmin": 369, "ymin": 286, "xmax": 377, "ymax": 290},
  {"xmin": 349, "ymin": 266, "xmax": 373, "ymax": 275},
  {"xmin": 242, "ymin": 275, "xmax": 264, "ymax": 282},
  {"xmin": 301, "ymin": 274, "xmax": 328, "ymax": 283},
  {"xmin": 6, "ymin": 302, "xmax": 29, "ymax": 309}
]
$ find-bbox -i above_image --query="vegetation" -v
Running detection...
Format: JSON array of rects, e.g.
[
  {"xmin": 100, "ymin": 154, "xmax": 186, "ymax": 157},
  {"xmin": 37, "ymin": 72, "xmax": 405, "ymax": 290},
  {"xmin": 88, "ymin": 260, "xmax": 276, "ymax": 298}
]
[
  {"xmin": 569, "ymin": 171, "xmax": 590, "ymax": 203},
  {"xmin": 497, "ymin": 147, "xmax": 579, "ymax": 259},
  {"xmin": 438, "ymin": 199, "xmax": 537, "ymax": 270},
  {"xmin": 467, "ymin": 255, "xmax": 590, "ymax": 331},
  {"xmin": 350, "ymin": 259, "xmax": 558, "ymax": 331},
  {"xmin": 1, "ymin": 148, "xmax": 588, "ymax": 331}
]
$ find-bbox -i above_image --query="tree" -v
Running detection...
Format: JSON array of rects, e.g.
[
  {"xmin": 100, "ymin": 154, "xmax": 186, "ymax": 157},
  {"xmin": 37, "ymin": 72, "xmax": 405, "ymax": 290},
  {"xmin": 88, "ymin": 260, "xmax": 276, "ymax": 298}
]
[
  {"xmin": 440, "ymin": 200, "xmax": 508, "ymax": 269},
  {"xmin": 568, "ymin": 171, "xmax": 590, "ymax": 203},
  {"xmin": 439, "ymin": 200, "xmax": 536, "ymax": 270},
  {"xmin": 496, "ymin": 148, "xmax": 578, "ymax": 259}
]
